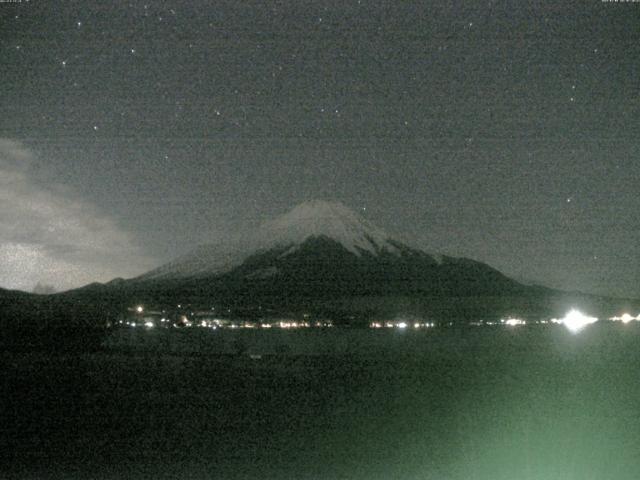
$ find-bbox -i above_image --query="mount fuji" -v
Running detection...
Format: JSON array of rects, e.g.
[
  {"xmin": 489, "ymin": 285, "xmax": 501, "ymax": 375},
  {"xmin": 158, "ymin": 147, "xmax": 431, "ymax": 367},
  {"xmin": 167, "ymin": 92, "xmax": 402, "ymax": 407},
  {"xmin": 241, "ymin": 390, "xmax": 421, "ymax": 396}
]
[{"xmin": 127, "ymin": 200, "xmax": 531, "ymax": 310}]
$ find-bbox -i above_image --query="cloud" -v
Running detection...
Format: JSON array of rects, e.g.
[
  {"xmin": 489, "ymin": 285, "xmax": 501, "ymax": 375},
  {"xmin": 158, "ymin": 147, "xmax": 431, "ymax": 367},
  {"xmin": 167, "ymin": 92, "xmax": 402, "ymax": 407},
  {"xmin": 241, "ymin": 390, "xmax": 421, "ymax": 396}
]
[{"xmin": 0, "ymin": 139, "xmax": 156, "ymax": 292}]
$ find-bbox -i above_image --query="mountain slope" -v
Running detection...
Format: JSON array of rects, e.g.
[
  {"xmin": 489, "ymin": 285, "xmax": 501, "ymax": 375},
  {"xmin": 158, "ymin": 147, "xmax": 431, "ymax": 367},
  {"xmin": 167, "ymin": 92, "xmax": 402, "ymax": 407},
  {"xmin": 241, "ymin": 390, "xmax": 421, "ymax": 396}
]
[
  {"xmin": 138, "ymin": 200, "xmax": 443, "ymax": 281},
  {"xmin": 218, "ymin": 235, "xmax": 524, "ymax": 297}
]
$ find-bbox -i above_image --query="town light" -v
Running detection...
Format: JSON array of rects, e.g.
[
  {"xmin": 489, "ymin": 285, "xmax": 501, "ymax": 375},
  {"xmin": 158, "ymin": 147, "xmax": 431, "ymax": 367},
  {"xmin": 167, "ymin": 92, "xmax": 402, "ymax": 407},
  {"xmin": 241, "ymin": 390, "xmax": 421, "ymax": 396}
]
[
  {"xmin": 556, "ymin": 309, "xmax": 598, "ymax": 333},
  {"xmin": 504, "ymin": 318, "xmax": 526, "ymax": 326},
  {"xmin": 610, "ymin": 313, "xmax": 636, "ymax": 323},
  {"xmin": 620, "ymin": 313, "xmax": 634, "ymax": 324}
]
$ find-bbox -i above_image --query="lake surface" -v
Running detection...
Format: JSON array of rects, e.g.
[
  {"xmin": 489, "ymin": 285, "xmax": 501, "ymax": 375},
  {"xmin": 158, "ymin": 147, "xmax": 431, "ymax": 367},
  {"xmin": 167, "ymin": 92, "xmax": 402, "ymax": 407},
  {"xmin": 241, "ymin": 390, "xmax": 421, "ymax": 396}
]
[{"xmin": 3, "ymin": 324, "xmax": 640, "ymax": 479}]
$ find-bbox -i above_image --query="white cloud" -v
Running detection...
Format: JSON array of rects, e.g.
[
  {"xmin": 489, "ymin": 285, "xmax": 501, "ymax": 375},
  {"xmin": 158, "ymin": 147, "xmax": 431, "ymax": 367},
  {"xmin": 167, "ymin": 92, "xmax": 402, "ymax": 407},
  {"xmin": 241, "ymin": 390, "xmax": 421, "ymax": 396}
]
[{"xmin": 0, "ymin": 139, "xmax": 156, "ymax": 292}]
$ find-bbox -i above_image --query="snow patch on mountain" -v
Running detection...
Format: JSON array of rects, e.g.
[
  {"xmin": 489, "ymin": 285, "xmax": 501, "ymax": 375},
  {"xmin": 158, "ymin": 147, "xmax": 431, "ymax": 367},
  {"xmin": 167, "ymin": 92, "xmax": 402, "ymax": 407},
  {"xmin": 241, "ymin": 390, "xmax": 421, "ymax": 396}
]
[{"xmin": 258, "ymin": 200, "xmax": 399, "ymax": 256}]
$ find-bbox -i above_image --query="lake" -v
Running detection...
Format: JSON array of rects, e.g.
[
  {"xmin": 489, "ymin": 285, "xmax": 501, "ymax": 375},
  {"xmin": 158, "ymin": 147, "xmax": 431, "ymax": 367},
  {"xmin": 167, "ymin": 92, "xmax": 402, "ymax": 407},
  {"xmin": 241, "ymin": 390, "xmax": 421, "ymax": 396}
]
[{"xmin": 2, "ymin": 323, "xmax": 639, "ymax": 479}]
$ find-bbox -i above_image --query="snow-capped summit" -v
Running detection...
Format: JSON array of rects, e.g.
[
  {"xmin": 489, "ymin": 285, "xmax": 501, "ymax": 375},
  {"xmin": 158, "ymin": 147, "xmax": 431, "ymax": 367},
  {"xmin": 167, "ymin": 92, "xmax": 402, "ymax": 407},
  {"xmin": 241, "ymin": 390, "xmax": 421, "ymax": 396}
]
[
  {"xmin": 258, "ymin": 200, "xmax": 399, "ymax": 256},
  {"xmin": 138, "ymin": 200, "xmax": 407, "ymax": 281}
]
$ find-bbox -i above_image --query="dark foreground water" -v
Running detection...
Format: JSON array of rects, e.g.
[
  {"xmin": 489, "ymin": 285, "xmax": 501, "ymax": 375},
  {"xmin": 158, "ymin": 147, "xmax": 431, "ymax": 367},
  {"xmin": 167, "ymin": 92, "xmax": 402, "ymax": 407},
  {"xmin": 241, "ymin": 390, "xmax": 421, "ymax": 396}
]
[{"xmin": 2, "ymin": 324, "xmax": 640, "ymax": 479}]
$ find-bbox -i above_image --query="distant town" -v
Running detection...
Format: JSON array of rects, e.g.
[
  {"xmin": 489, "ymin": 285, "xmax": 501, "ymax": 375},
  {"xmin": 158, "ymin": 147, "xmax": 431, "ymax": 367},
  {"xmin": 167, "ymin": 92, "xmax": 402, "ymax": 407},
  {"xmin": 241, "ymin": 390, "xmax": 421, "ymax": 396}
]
[{"xmin": 117, "ymin": 305, "xmax": 640, "ymax": 333}]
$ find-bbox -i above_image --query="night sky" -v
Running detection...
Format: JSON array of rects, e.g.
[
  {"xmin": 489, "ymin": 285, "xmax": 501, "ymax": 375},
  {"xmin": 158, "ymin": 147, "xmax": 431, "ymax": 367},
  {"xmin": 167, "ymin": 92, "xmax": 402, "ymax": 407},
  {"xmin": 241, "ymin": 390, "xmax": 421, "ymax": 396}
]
[{"xmin": 1, "ymin": 1, "xmax": 639, "ymax": 297}]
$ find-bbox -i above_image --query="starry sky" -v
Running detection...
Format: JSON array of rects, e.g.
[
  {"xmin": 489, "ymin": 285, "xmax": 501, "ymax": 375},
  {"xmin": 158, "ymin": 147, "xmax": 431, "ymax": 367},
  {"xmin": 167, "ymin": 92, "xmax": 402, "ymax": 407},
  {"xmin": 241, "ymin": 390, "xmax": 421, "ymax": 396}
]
[{"xmin": 1, "ymin": 0, "xmax": 639, "ymax": 297}]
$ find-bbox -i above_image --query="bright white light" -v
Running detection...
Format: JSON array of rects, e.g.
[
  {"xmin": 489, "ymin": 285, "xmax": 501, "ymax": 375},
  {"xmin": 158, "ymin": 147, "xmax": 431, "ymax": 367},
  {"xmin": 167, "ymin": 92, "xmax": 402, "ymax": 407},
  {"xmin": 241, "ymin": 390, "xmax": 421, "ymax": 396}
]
[
  {"xmin": 610, "ymin": 313, "xmax": 636, "ymax": 324},
  {"xmin": 136, "ymin": 305, "xmax": 143, "ymax": 313},
  {"xmin": 621, "ymin": 313, "xmax": 634, "ymax": 324},
  {"xmin": 397, "ymin": 322, "xmax": 407, "ymax": 329},
  {"xmin": 556, "ymin": 309, "xmax": 598, "ymax": 333},
  {"xmin": 144, "ymin": 321, "xmax": 154, "ymax": 328},
  {"xmin": 503, "ymin": 318, "xmax": 526, "ymax": 326}
]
